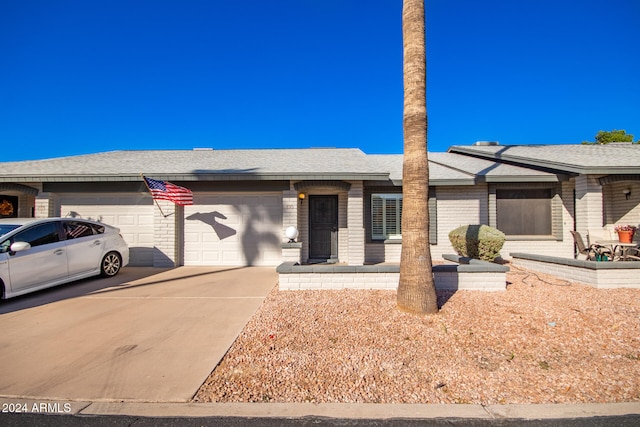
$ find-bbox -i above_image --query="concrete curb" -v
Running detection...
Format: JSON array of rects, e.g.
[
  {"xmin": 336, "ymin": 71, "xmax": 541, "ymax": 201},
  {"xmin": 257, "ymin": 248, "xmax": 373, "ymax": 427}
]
[
  {"xmin": 79, "ymin": 401, "xmax": 640, "ymax": 419},
  {"xmin": 2, "ymin": 398, "xmax": 639, "ymax": 420},
  {"xmin": 82, "ymin": 402, "xmax": 491, "ymax": 419}
]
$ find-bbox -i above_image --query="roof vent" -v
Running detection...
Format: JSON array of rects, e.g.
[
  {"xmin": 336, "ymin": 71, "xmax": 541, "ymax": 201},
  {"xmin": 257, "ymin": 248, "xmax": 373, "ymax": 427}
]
[{"xmin": 474, "ymin": 141, "xmax": 499, "ymax": 146}]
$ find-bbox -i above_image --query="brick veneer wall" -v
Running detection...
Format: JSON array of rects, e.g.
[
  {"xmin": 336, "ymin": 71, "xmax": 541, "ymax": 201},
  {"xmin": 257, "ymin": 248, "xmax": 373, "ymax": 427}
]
[
  {"xmin": 277, "ymin": 256, "xmax": 508, "ymax": 292},
  {"xmin": 152, "ymin": 200, "xmax": 180, "ymax": 267},
  {"xmin": 511, "ymin": 253, "xmax": 640, "ymax": 289}
]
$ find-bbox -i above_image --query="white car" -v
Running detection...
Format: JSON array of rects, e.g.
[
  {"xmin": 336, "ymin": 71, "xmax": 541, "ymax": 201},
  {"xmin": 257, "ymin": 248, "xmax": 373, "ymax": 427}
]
[{"xmin": 0, "ymin": 218, "xmax": 129, "ymax": 299}]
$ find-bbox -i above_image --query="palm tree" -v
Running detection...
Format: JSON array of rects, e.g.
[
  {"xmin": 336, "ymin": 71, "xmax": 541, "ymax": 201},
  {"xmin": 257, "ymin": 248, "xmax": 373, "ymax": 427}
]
[{"xmin": 397, "ymin": 0, "xmax": 438, "ymax": 314}]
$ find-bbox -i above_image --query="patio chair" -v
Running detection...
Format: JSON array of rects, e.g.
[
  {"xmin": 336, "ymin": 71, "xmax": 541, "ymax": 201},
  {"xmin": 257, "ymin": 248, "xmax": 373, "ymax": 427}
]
[
  {"xmin": 587, "ymin": 227, "xmax": 611, "ymax": 246},
  {"xmin": 570, "ymin": 230, "xmax": 613, "ymax": 261},
  {"xmin": 622, "ymin": 247, "xmax": 640, "ymax": 261}
]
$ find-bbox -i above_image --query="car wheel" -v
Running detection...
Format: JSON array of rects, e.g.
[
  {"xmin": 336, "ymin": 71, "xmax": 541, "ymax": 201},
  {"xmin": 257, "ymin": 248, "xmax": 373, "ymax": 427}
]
[{"xmin": 101, "ymin": 252, "xmax": 122, "ymax": 277}]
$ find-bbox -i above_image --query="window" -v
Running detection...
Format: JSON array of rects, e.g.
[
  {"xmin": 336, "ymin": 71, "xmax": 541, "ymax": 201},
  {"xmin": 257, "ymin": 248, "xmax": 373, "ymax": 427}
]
[
  {"xmin": 0, "ymin": 224, "xmax": 20, "ymax": 236},
  {"xmin": 64, "ymin": 221, "xmax": 104, "ymax": 239},
  {"xmin": 371, "ymin": 194, "xmax": 402, "ymax": 240},
  {"xmin": 368, "ymin": 190, "xmax": 437, "ymax": 243},
  {"xmin": 496, "ymin": 188, "xmax": 552, "ymax": 236},
  {"xmin": 0, "ymin": 195, "xmax": 18, "ymax": 218},
  {"xmin": 11, "ymin": 222, "xmax": 61, "ymax": 248}
]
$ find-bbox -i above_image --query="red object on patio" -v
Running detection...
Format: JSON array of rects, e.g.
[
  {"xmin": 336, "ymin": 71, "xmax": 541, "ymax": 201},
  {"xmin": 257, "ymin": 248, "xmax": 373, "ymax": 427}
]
[{"xmin": 617, "ymin": 230, "xmax": 635, "ymax": 243}]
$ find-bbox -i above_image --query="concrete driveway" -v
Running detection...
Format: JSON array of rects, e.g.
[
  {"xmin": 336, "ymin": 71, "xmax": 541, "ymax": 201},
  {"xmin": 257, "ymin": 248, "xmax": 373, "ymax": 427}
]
[{"xmin": 0, "ymin": 266, "xmax": 277, "ymax": 402}]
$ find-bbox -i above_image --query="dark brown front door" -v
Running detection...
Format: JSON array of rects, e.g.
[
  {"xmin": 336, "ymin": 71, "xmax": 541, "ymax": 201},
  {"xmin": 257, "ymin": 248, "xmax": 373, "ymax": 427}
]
[{"xmin": 309, "ymin": 195, "xmax": 338, "ymax": 261}]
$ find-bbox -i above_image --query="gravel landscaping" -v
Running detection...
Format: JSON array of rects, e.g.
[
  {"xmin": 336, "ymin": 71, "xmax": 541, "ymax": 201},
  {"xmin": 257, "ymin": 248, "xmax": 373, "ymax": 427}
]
[{"xmin": 194, "ymin": 264, "xmax": 640, "ymax": 405}]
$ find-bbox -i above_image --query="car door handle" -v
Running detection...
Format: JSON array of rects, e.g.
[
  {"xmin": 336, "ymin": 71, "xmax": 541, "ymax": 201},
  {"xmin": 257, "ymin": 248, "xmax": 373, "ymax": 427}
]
[
  {"xmin": 92, "ymin": 240, "xmax": 102, "ymax": 246},
  {"xmin": 54, "ymin": 249, "xmax": 65, "ymax": 255}
]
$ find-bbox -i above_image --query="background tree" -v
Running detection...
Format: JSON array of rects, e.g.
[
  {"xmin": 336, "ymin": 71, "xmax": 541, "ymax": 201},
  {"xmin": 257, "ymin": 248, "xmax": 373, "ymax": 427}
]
[
  {"xmin": 397, "ymin": 0, "xmax": 438, "ymax": 314},
  {"xmin": 582, "ymin": 129, "xmax": 638, "ymax": 144}
]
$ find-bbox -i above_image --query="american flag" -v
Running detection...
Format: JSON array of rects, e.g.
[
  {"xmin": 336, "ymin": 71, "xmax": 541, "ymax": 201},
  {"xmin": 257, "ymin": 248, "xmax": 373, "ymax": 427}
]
[
  {"xmin": 67, "ymin": 224, "xmax": 90, "ymax": 238},
  {"xmin": 144, "ymin": 177, "xmax": 193, "ymax": 206}
]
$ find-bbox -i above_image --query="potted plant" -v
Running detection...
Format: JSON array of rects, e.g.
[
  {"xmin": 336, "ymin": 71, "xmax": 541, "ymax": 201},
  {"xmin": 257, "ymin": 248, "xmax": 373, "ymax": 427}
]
[{"xmin": 614, "ymin": 224, "xmax": 637, "ymax": 243}]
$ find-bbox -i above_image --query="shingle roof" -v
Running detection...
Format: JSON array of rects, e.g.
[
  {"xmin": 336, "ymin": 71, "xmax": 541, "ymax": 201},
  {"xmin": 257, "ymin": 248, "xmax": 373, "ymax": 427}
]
[
  {"xmin": 0, "ymin": 147, "xmax": 567, "ymax": 185},
  {"xmin": 449, "ymin": 143, "xmax": 640, "ymax": 175},
  {"xmin": 367, "ymin": 154, "xmax": 474, "ymax": 185},
  {"xmin": 368, "ymin": 152, "xmax": 562, "ymax": 185},
  {"xmin": 429, "ymin": 152, "xmax": 563, "ymax": 182},
  {"xmin": 0, "ymin": 149, "xmax": 390, "ymax": 182}
]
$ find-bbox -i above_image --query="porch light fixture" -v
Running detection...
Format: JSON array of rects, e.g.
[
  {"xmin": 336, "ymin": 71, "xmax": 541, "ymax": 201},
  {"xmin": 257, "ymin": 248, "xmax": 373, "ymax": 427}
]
[
  {"xmin": 298, "ymin": 192, "xmax": 306, "ymax": 204},
  {"xmin": 623, "ymin": 188, "xmax": 631, "ymax": 200},
  {"xmin": 285, "ymin": 226, "xmax": 299, "ymax": 243}
]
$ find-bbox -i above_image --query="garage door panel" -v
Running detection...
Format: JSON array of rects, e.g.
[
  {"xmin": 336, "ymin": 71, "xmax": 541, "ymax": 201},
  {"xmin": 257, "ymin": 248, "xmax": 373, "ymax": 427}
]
[
  {"xmin": 184, "ymin": 193, "xmax": 282, "ymax": 266},
  {"xmin": 117, "ymin": 215, "xmax": 137, "ymax": 225},
  {"xmin": 59, "ymin": 195, "xmax": 154, "ymax": 266},
  {"xmin": 203, "ymin": 232, "xmax": 224, "ymax": 243},
  {"xmin": 222, "ymin": 251, "xmax": 241, "ymax": 263},
  {"xmin": 202, "ymin": 252, "xmax": 222, "ymax": 263},
  {"xmin": 98, "ymin": 215, "xmax": 117, "ymax": 224},
  {"xmin": 139, "ymin": 214, "xmax": 153, "ymax": 225},
  {"xmin": 137, "ymin": 232, "xmax": 154, "ymax": 244},
  {"xmin": 225, "ymin": 214, "xmax": 241, "ymax": 226},
  {"xmin": 184, "ymin": 232, "xmax": 199, "ymax": 242}
]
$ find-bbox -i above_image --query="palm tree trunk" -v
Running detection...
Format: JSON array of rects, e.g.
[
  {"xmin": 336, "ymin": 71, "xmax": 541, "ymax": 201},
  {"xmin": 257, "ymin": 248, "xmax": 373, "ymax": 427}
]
[{"xmin": 397, "ymin": 0, "xmax": 438, "ymax": 314}]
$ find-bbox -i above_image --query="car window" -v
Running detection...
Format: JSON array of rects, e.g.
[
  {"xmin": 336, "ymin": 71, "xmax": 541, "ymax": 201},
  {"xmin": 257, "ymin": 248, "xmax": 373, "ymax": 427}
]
[
  {"xmin": 0, "ymin": 224, "xmax": 20, "ymax": 237},
  {"xmin": 64, "ymin": 221, "xmax": 105, "ymax": 239},
  {"xmin": 0, "ymin": 238, "xmax": 10, "ymax": 253},
  {"xmin": 65, "ymin": 221, "xmax": 94, "ymax": 239},
  {"xmin": 12, "ymin": 222, "xmax": 61, "ymax": 248}
]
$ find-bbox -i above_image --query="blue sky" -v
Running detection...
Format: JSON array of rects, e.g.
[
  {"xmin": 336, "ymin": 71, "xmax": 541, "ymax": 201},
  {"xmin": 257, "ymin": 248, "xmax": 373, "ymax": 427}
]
[{"xmin": 2, "ymin": 0, "xmax": 639, "ymax": 161}]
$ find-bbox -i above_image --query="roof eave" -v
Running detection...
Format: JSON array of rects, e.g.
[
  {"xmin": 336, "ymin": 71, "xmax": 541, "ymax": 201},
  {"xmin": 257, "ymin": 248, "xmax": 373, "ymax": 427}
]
[
  {"xmin": 393, "ymin": 179, "xmax": 477, "ymax": 186},
  {"xmin": 0, "ymin": 172, "xmax": 391, "ymax": 183},
  {"xmin": 449, "ymin": 146, "xmax": 640, "ymax": 175},
  {"xmin": 480, "ymin": 175, "xmax": 566, "ymax": 183},
  {"xmin": 580, "ymin": 167, "xmax": 640, "ymax": 175}
]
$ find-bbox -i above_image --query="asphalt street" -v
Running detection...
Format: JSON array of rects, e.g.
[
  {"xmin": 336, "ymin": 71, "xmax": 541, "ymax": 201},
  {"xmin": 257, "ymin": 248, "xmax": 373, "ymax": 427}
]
[{"xmin": 2, "ymin": 413, "xmax": 640, "ymax": 426}]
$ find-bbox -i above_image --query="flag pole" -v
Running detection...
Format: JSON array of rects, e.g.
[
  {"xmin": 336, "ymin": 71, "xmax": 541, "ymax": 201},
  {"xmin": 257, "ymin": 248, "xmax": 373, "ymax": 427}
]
[{"xmin": 141, "ymin": 174, "xmax": 170, "ymax": 218}]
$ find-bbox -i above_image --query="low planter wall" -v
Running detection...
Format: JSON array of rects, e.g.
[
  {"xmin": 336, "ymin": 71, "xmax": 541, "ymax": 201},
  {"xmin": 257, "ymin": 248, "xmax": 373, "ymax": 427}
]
[
  {"xmin": 510, "ymin": 252, "xmax": 640, "ymax": 289},
  {"xmin": 276, "ymin": 255, "xmax": 508, "ymax": 292}
]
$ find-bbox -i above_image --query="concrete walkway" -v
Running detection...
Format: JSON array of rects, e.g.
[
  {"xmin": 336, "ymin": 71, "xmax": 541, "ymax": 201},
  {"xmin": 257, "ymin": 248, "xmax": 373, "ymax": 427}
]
[{"xmin": 0, "ymin": 266, "xmax": 277, "ymax": 402}]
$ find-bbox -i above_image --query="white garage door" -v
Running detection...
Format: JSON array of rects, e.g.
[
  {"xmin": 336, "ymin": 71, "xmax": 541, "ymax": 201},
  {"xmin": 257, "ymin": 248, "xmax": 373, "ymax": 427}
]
[
  {"xmin": 184, "ymin": 193, "xmax": 282, "ymax": 266},
  {"xmin": 58, "ymin": 194, "xmax": 154, "ymax": 266}
]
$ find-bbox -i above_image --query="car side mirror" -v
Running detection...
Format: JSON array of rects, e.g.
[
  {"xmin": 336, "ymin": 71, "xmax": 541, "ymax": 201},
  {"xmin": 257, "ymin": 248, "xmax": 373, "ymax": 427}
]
[{"xmin": 10, "ymin": 241, "xmax": 31, "ymax": 254}]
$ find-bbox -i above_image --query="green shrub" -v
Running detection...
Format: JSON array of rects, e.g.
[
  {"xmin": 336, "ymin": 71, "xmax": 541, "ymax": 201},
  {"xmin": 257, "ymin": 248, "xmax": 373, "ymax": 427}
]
[{"xmin": 448, "ymin": 224, "xmax": 505, "ymax": 262}]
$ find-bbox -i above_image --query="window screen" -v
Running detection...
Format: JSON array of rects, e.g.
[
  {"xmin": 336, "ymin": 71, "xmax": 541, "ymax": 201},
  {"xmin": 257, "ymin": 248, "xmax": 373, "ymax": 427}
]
[{"xmin": 496, "ymin": 189, "xmax": 552, "ymax": 235}]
